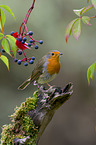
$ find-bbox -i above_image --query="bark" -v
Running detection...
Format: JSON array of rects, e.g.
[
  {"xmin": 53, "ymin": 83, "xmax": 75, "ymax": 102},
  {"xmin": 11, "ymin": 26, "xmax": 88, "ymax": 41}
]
[{"xmin": 1, "ymin": 83, "xmax": 73, "ymax": 145}]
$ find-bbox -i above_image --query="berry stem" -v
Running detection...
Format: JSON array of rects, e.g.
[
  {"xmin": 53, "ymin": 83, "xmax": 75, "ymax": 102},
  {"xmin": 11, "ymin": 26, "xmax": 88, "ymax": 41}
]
[
  {"xmin": 21, "ymin": 0, "xmax": 36, "ymax": 35},
  {"xmin": 28, "ymin": 35, "xmax": 36, "ymax": 45},
  {"xmin": 22, "ymin": 50, "xmax": 27, "ymax": 59},
  {"xmin": 21, "ymin": 58, "xmax": 26, "ymax": 62},
  {"xmin": 24, "ymin": 22, "xmax": 29, "ymax": 33},
  {"xmin": 19, "ymin": 22, "xmax": 24, "ymax": 36}
]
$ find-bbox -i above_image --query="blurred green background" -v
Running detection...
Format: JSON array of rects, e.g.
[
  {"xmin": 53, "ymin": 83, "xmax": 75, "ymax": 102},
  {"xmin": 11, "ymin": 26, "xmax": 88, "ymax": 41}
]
[{"xmin": 0, "ymin": 0, "xmax": 96, "ymax": 144}]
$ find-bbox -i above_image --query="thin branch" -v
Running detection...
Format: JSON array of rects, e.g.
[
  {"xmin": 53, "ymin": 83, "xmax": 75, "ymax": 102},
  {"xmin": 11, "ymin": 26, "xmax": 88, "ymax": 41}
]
[{"xmin": 20, "ymin": 0, "xmax": 36, "ymax": 35}]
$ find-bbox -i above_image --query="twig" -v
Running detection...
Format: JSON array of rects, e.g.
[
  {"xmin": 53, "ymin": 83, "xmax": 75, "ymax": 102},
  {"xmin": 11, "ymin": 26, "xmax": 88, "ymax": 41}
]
[{"xmin": 20, "ymin": 0, "xmax": 36, "ymax": 35}]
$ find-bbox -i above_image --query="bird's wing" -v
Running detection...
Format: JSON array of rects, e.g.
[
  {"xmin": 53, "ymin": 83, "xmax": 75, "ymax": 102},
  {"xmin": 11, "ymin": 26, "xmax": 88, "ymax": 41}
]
[{"xmin": 31, "ymin": 55, "xmax": 47, "ymax": 82}]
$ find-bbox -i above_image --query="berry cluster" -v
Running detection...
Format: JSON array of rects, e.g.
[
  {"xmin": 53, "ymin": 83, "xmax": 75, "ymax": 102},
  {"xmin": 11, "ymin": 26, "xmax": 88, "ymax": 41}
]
[
  {"xmin": 2, "ymin": 0, "xmax": 43, "ymax": 66},
  {"xmin": 2, "ymin": 30, "xmax": 43, "ymax": 66}
]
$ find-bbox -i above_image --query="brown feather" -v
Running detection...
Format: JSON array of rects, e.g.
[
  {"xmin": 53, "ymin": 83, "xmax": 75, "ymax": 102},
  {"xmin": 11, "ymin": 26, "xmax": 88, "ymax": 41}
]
[{"xmin": 30, "ymin": 55, "xmax": 47, "ymax": 82}]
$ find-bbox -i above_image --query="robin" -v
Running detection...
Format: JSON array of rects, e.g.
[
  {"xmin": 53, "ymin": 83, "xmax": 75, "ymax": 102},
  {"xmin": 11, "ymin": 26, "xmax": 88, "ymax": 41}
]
[{"xmin": 18, "ymin": 50, "xmax": 63, "ymax": 90}]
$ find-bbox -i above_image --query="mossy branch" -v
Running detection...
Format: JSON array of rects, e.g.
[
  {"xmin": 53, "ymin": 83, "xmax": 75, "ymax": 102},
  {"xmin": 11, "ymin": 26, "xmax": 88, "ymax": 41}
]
[{"xmin": 1, "ymin": 83, "xmax": 73, "ymax": 145}]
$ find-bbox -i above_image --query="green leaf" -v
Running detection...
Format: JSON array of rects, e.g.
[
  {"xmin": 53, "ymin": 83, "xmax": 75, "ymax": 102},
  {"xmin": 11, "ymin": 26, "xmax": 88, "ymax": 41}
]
[
  {"xmin": 73, "ymin": 6, "xmax": 93, "ymax": 16},
  {"xmin": 0, "ymin": 55, "xmax": 9, "ymax": 70},
  {"xmin": 6, "ymin": 35, "xmax": 17, "ymax": 58},
  {"xmin": 82, "ymin": 5, "xmax": 93, "ymax": 14},
  {"xmin": 0, "ymin": 8, "xmax": 6, "ymax": 29},
  {"xmin": 82, "ymin": 16, "xmax": 91, "ymax": 25},
  {"xmin": 0, "ymin": 5, "xmax": 15, "ymax": 19},
  {"xmin": 73, "ymin": 8, "xmax": 85, "ymax": 16},
  {"xmin": 91, "ymin": 0, "xmax": 96, "ymax": 9},
  {"xmin": 87, "ymin": 62, "xmax": 96, "ymax": 84},
  {"xmin": 0, "ymin": 32, "xmax": 4, "ymax": 40},
  {"xmin": 65, "ymin": 19, "xmax": 78, "ymax": 42},
  {"xmin": 72, "ymin": 18, "xmax": 81, "ymax": 40},
  {"xmin": 2, "ymin": 38, "xmax": 11, "ymax": 55},
  {"xmin": 0, "ymin": 32, "xmax": 4, "ymax": 36}
]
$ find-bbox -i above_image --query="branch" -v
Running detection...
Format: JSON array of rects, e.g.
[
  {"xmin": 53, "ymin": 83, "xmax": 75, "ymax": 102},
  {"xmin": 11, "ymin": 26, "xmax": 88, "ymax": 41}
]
[
  {"xmin": 20, "ymin": 0, "xmax": 36, "ymax": 35},
  {"xmin": 1, "ymin": 83, "xmax": 73, "ymax": 145}
]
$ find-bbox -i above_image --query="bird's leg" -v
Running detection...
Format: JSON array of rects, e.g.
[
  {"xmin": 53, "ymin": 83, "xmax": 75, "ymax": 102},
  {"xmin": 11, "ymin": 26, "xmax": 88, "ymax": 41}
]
[
  {"xmin": 46, "ymin": 83, "xmax": 55, "ymax": 88},
  {"xmin": 46, "ymin": 83, "xmax": 51, "ymax": 87}
]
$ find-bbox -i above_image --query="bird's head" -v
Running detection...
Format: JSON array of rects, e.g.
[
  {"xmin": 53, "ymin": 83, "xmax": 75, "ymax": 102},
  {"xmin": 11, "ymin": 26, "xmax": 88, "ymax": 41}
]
[{"xmin": 47, "ymin": 50, "xmax": 63, "ymax": 61}]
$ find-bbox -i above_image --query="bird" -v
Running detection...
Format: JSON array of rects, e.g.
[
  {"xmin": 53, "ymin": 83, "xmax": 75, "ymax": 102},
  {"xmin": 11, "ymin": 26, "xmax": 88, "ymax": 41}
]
[{"xmin": 18, "ymin": 50, "xmax": 63, "ymax": 90}]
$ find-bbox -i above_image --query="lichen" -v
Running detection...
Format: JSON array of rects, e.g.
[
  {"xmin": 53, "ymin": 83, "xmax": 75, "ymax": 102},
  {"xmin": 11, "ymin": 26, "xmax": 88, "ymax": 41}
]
[{"xmin": 1, "ymin": 91, "xmax": 39, "ymax": 145}]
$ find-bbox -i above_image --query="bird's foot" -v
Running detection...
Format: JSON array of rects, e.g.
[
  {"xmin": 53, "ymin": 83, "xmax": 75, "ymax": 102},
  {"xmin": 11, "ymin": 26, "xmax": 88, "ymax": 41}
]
[
  {"xmin": 46, "ymin": 83, "xmax": 55, "ymax": 88},
  {"xmin": 34, "ymin": 81, "xmax": 40, "ymax": 89}
]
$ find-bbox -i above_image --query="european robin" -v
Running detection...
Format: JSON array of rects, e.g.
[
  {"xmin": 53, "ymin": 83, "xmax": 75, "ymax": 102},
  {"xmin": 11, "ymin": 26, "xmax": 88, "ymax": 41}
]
[{"xmin": 18, "ymin": 50, "xmax": 63, "ymax": 90}]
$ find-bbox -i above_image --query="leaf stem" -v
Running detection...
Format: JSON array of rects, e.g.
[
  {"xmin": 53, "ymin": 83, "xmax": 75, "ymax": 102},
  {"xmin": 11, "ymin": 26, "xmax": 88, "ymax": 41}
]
[
  {"xmin": 0, "ymin": 16, "xmax": 4, "ymax": 35},
  {"xmin": 90, "ymin": 15, "xmax": 96, "ymax": 19},
  {"xmin": 0, "ymin": 15, "xmax": 4, "ymax": 56}
]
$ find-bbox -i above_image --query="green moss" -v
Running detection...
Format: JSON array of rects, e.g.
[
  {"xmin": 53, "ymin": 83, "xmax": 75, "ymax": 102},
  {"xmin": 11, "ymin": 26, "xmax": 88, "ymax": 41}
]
[
  {"xmin": 11, "ymin": 91, "xmax": 38, "ymax": 122},
  {"xmin": 22, "ymin": 116, "xmax": 38, "ymax": 135},
  {"xmin": 1, "ymin": 124, "xmax": 26, "ymax": 144},
  {"xmin": 1, "ymin": 92, "xmax": 39, "ymax": 145},
  {"xmin": 33, "ymin": 90, "xmax": 38, "ymax": 98},
  {"xmin": 1, "ymin": 124, "xmax": 14, "ymax": 144}
]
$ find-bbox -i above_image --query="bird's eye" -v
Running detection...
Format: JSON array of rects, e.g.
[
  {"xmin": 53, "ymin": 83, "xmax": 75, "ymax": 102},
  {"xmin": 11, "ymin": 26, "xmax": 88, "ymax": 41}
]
[{"xmin": 52, "ymin": 53, "xmax": 54, "ymax": 56}]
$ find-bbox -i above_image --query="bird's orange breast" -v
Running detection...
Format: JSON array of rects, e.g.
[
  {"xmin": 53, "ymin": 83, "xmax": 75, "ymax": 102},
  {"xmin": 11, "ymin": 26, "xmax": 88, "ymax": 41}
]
[{"xmin": 47, "ymin": 58, "xmax": 61, "ymax": 75}]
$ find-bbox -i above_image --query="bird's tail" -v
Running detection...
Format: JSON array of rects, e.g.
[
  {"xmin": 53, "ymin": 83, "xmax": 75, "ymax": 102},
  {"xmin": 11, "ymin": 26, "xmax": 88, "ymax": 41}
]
[{"xmin": 18, "ymin": 77, "xmax": 31, "ymax": 90}]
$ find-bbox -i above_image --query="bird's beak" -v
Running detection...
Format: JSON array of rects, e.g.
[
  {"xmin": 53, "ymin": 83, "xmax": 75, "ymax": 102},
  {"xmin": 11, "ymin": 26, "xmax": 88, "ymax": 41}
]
[{"xmin": 60, "ymin": 53, "xmax": 63, "ymax": 55}]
